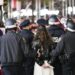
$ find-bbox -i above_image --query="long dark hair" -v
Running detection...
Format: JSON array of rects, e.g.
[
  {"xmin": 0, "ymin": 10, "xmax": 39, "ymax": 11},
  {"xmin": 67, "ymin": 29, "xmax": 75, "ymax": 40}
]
[{"xmin": 36, "ymin": 25, "xmax": 53, "ymax": 50}]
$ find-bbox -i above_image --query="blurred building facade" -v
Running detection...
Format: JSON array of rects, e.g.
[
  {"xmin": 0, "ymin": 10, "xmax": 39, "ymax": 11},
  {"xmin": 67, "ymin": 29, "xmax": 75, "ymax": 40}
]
[{"xmin": 1, "ymin": 0, "xmax": 75, "ymax": 20}]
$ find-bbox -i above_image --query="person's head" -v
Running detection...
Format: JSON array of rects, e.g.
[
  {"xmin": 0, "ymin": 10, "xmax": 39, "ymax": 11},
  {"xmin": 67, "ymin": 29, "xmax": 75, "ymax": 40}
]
[
  {"xmin": 66, "ymin": 19, "xmax": 75, "ymax": 32},
  {"xmin": 5, "ymin": 18, "xmax": 17, "ymax": 32},
  {"xmin": 36, "ymin": 25, "xmax": 53, "ymax": 46},
  {"xmin": 37, "ymin": 19, "xmax": 47, "ymax": 26},
  {"xmin": 48, "ymin": 15, "xmax": 60, "ymax": 25},
  {"xmin": 20, "ymin": 19, "xmax": 31, "ymax": 30}
]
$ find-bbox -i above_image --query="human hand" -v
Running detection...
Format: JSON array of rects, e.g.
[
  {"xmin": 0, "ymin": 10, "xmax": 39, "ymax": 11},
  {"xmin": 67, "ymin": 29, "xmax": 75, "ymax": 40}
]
[
  {"xmin": 37, "ymin": 49, "xmax": 41, "ymax": 57},
  {"xmin": 42, "ymin": 61, "xmax": 50, "ymax": 68},
  {"xmin": 42, "ymin": 64, "xmax": 50, "ymax": 68}
]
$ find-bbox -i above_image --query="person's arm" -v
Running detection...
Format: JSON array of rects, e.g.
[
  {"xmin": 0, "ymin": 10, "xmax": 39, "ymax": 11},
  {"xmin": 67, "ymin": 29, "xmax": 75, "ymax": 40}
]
[
  {"xmin": 20, "ymin": 37, "xmax": 37, "ymax": 58},
  {"xmin": 49, "ymin": 38, "xmax": 65, "ymax": 64}
]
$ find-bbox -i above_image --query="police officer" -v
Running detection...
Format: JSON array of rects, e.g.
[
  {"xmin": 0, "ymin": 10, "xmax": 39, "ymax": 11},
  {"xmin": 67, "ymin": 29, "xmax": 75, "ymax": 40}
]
[
  {"xmin": 0, "ymin": 18, "xmax": 25, "ymax": 75},
  {"xmin": 48, "ymin": 15, "xmax": 65, "ymax": 75},
  {"xmin": 48, "ymin": 15, "xmax": 65, "ymax": 38},
  {"xmin": 50, "ymin": 19, "xmax": 75, "ymax": 75},
  {"xmin": 19, "ymin": 19, "xmax": 36, "ymax": 75}
]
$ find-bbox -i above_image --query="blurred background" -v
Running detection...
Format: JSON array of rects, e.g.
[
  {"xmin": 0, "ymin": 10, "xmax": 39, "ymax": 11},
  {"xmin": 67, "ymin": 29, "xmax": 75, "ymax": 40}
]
[{"xmin": 0, "ymin": 0, "xmax": 75, "ymax": 22}]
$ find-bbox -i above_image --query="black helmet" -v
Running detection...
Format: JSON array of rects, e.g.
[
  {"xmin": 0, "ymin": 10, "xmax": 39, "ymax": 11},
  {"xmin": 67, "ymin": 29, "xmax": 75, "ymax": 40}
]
[
  {"xmin": 5, "ymin": 18, "xmax": 16, "ymax": 29},
  {"xmin": 37, "ymin": 19, "xmax": 47, "ymax": 26},
  {"xmin": 20, "ymin": 19, "xmax": 30, "ymax": 27},
  {"xmin": 67, "ymin": 19, "xmax": 75, "ymax": 31},
  {"xmin": 49, "ymin": 15, "xmax": 60, "ymax": 25}
]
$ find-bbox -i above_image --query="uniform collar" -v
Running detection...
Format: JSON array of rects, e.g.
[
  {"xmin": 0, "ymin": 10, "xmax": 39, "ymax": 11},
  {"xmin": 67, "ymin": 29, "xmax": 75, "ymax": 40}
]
[{"xmin": 67, "ymin": 28, "xmax": 75, "ymax": 32}]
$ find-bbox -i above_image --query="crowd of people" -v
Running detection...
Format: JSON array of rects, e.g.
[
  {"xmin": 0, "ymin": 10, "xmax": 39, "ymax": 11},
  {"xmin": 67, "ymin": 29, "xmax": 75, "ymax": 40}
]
[{"xmin": 0, "ymin": 14, "xmax": 75, "ymax": 75}]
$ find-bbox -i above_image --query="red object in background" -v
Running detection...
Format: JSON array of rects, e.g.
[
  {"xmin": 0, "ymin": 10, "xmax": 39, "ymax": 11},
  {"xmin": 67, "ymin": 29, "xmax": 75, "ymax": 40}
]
[
  {"xmin": 11, "ymin": 0, "xmax": 16, "ymax": 9},
  {"xmin": 0, "ymin": 70, "xmax": 3, "ymax": 75}
]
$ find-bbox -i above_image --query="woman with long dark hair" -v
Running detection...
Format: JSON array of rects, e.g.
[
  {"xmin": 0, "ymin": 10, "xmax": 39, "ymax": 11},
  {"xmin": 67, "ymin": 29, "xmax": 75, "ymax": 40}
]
[{"xmin": 33, "ymin": 25, "xmax": 54, "ymax": 75}]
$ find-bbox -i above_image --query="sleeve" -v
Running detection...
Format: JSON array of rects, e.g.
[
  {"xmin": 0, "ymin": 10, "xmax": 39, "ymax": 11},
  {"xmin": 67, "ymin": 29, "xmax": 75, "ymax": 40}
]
[
  {"xmin": 20, "ymin": 37, "xmax": 37, "ymax": 58},
  {"xmin": 20, "ymin": 37, "xmax": 29, "ymax": 57},
  {"xmin": 49, "ymin": 37, "xmax": 65, "ymax": 64}
]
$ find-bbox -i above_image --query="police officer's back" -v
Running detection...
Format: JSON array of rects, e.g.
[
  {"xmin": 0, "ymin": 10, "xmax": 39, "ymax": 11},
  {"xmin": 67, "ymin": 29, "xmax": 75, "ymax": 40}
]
[
  {"xmin": 19, "ymin": 19, "xmax": 35, "ymax": 75},
  {"xmin": 50, "ymin": 19, "xmax": 75, "ymax": 75},
  {"xmin": 48, "ymin": 15, "xmax": 65, "ymax": 75},
  {"xmin": 0, "ymin": 18, "xmax": 25, "ymax": 75}
]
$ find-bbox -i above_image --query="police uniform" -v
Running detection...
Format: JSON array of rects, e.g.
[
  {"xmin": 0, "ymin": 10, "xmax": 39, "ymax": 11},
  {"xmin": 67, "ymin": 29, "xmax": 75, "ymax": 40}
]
[
  {"xmin": 48, "ymin": 15, "xmax": 65, "ymax": 75},
  {"xmin": 19, "ymin": 19, "xmax": 36, "ymax": 75},
  {"xmin": 1, "ymin": 18, "xmax": 25, "ymax": 75},
  {"xmin": 50, "ymin": 19, "xmax": 75, "ymax": 75}
]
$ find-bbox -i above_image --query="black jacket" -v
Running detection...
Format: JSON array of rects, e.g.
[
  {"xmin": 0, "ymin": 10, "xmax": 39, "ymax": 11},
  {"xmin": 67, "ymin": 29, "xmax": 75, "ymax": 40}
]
[
  {"xmin": 19, "ymin": 29, "xmax": 33, "ymax": 46},
  {"xmin": 19, "ymin": 29, "xmax": 36, "ymax": 66},
  {"xmin": 50, "ymin": 31, "xmax": 75, "ymax": 64},
  {"xmin": 33, "ymin": 38, "xmax": 53, "ymax": 66},
  {"xmin": 0, "ymin": 31, "xmax": 25, "ymax": 65},
  {"xmin": 48, "ymin": 25, "xmax": 65, "ymax": 37}
]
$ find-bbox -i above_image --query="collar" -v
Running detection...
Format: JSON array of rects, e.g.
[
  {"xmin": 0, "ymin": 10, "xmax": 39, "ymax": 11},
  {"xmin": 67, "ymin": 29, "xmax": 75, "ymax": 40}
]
[{"xmin": 67, "ymin": 28, "xmax": 75, "ymax": 32}]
